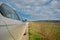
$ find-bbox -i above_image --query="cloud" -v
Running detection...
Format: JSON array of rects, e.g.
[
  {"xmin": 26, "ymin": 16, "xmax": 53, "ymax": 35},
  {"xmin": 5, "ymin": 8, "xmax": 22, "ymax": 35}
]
[{"xmin": 0, "ymin": 0, "xmax": 60, "ymax": 21}]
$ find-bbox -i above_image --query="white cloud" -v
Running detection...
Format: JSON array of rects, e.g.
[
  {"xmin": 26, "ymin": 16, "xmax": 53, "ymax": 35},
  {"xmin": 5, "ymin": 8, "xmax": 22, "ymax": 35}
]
[{"xmin": 0, "ymin": 0, "xmax": 60, "ymax": 20}]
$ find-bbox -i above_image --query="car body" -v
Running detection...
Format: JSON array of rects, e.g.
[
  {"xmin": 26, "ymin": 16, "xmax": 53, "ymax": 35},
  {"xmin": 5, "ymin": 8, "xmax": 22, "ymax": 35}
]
[{"xmin": 0, "ymin": 2, "xmax": 28, "ymax": 40}]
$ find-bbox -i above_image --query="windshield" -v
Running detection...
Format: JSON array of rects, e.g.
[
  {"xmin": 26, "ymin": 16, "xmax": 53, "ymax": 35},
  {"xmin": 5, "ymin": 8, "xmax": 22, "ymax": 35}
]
[{"xmin": 0, "ymin": 3, "xmax": 20, "ymax": 20}]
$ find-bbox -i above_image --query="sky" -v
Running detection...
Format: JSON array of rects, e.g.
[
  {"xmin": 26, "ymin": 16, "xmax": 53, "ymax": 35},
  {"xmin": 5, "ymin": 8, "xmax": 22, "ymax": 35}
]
[{"xmin": 0, "ymin": 0, "xmax": 60, "ymax": 21}]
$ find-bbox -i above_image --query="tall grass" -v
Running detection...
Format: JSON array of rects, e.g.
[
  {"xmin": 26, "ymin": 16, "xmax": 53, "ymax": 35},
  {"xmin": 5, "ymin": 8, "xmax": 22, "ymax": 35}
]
[{"xmin": 28, "ymin": 22, "xmax": 60, "ymax": 40}]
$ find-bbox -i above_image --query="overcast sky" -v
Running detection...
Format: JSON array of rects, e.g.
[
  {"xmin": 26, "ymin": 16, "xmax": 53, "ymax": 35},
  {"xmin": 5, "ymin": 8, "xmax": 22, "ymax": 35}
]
[{"xmin": 0, "ymin": 0, "xmax": 60, "ymax": 21}]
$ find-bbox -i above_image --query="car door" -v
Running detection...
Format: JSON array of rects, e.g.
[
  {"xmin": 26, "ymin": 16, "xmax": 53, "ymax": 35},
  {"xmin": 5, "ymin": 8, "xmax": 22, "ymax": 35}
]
[
  {"xmin": 2, "ymin": 15, "xmax": 28, "ymax": 40},
  {"xmin": 0, "ymin": 13, "xmax": 14, "ymax": 40},
  {"xmin": 0, "ymin": 3, "xmax": 28, "ymax": 40}
]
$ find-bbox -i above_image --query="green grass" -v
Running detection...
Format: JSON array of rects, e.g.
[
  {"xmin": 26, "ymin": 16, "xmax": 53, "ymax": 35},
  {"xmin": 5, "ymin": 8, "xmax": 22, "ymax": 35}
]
[{"xmin": 28, "ymin": 26, "xmax": 42, "ymax": 40}]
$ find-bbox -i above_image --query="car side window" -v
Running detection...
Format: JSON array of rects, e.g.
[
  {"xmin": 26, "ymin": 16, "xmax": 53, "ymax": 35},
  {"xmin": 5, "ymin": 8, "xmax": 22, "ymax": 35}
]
[{"xmin": 0, "ymin": 4, "xmax": 20, "ymax": 20}]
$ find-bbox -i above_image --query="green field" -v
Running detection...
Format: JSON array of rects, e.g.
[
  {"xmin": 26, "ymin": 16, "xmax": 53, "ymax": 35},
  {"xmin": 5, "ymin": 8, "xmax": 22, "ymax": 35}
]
[{"xmin": 28, "ymin": 21, "xmax": 60, "ymax": 40}]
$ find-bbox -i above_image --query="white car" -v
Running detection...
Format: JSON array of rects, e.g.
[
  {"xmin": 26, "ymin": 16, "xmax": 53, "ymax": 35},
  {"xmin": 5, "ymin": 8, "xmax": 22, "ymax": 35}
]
[{"xmin": 0, "ymin": 2, "xmax": 28, "ymax": 40}]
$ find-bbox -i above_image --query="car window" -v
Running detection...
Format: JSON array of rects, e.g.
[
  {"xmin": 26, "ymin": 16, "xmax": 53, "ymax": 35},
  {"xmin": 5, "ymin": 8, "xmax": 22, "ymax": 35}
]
[{"xmin": 0, "ymin": 3, "xmax": 20, "ymax": 20}]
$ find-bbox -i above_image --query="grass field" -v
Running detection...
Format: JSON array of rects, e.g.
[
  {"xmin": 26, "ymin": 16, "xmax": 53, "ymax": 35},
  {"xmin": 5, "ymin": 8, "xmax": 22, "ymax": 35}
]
[
  {"xmin": 28, "ymin": 21, "xmax": 60, "ymax": 40},
  {"xmin": 28, "ymin": 26, "xmax": 42, "ymax": 40}
]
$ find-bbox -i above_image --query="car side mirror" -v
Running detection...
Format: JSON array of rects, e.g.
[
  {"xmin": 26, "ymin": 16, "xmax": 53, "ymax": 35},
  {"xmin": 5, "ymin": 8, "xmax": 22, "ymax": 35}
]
[{"xmin": 22, "ymin": 19, "xmax": 27, "ymax": 22}]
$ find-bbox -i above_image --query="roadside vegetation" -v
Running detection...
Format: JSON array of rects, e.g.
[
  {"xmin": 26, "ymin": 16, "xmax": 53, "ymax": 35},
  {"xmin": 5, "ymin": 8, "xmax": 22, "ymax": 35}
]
[
  {"xmin": 28, "ymin": 26, "xmax": 42, "ymax": 40},
  {"xmin": 28, "ymin": 21, "xmax": 60, "ymax": 40}
]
